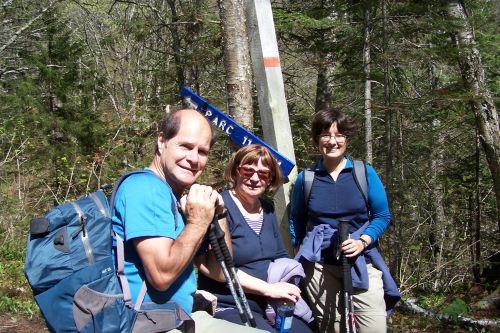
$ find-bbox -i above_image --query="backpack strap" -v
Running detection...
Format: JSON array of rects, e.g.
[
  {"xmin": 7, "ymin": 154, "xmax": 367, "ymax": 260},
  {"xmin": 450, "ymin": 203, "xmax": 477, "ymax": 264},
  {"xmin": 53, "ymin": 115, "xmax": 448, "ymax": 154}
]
[
  {"xmin": 89, "ymin": 191, "xmax": 110, "ymax": 218},
  {"xmin": 298, "ymin": 165, "xmax": 316, "ymax": 243},
  {"xmin": 114, "ymin": 231, "xmax": 132, "ymax": 305},
  {"xmin": 351, "ymin": 159, "xmax": 369, "ymax": 209},
  {"xmin": 114, "ymin": 230, "xmax": 149, "ymax": 310},
  {"xmin": 303, "ymin": 164, "xmax": 315, "ymax": 210},
  {"xmin": 70, "ymin": 202, "xmax": 96, "ymax": 264}
]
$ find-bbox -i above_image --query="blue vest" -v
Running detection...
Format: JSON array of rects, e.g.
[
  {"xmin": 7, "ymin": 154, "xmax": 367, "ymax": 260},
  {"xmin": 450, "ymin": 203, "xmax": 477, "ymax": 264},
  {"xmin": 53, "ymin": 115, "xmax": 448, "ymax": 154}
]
[
  {"xmin": 198, "ymin": 191, "xmax": 289, "ymax": 313},
  {"xmin": 308, "ymin": 167, "xmax": 369, "ymax": 230},
  {"xmin": 307, "ymin": 166, "xmax": 369, "ymax": 264}
]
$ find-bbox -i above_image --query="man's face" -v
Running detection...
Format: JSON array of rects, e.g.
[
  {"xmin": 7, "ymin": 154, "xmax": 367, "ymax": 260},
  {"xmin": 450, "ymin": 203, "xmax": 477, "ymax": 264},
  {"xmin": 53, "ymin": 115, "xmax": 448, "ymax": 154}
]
[{"xmin": 158, "ymin": 112, "xmax": 212, "ymax": 194}]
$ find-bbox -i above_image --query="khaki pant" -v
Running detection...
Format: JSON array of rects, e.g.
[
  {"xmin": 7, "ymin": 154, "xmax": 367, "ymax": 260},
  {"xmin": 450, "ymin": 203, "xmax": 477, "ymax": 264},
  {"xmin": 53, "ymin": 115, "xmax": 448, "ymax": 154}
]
[
  {"xmin": 303, "ymin": 262, "xmax": 387, "ymax": 333},
  {"xmin": 170, "ymin": 310, "xmax": 268, "ymax": 333}
]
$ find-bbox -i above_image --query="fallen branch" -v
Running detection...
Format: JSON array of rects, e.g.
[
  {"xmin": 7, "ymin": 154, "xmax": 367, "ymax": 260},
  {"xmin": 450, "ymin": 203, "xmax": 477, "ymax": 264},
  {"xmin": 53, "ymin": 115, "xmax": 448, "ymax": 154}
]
[{"xmin": 397, "ymin": 298, "xmax": 500, "ymax": 330}]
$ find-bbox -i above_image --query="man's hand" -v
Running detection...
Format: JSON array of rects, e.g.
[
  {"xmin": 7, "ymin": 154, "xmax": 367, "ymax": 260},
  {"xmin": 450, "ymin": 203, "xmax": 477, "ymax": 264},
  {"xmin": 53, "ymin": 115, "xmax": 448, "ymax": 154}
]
[{"xmin": 180, "ymin": 184, "xmax": 220, "ymax": 231}]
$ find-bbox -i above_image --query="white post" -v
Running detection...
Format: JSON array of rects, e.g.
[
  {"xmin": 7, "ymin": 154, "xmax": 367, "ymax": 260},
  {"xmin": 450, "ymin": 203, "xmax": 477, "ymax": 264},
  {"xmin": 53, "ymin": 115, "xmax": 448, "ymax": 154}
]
[{"xmin": 245, "ymin": 0, "xmax": 297, "ymax": 250}]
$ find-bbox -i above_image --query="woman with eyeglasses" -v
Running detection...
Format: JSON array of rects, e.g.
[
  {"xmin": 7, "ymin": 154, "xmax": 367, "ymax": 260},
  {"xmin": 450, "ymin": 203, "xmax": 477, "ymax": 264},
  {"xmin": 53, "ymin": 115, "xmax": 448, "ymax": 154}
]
[
  {"xmin": 198, "ymin": 144, "xmax": 314, "ymax": 333},
  {"xmin": 289, "ymin": 108, "xmax": 399, "ymax": 333}
]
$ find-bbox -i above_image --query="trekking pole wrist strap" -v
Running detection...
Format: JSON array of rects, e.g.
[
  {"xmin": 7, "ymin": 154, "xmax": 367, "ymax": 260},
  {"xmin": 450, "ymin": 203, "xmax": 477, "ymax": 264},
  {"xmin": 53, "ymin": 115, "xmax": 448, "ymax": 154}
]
[{"xmin": 217, "ymin": 209, "xmax": 227, "ymax": 220}]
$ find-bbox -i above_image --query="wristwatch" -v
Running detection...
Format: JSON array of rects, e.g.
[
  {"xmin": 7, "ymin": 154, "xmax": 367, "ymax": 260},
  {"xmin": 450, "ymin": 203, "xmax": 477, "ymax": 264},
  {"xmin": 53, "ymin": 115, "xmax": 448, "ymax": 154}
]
[{"xmin": 359, "ymin": 237, "xmax": 369, "ymax": 250}]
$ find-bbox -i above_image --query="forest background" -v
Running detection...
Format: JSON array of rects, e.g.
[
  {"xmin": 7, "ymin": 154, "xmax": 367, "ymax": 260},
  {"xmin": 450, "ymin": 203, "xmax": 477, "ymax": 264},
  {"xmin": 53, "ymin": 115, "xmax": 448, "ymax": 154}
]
[{"xmin": 0, "ymin": 0, "xmax": 498, "ymax": 331}]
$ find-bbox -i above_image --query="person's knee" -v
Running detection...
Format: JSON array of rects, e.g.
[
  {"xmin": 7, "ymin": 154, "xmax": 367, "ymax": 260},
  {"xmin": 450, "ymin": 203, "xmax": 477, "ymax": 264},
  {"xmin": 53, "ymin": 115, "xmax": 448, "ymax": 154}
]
[
  {"xmin": 353, "ymin": 313, "xmax": 387, "ymax": 333},
  {"xmin": 194, "ymin": 310, "xmax": 269, "ymax": 332}
]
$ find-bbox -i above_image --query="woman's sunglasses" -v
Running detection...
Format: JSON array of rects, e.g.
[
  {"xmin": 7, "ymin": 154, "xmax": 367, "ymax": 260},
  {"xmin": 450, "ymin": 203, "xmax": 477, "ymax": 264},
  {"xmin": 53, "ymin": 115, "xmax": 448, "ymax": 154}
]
[{"xmin": 237, "ymin": 166, "xmax": 271, "ymax": 182}]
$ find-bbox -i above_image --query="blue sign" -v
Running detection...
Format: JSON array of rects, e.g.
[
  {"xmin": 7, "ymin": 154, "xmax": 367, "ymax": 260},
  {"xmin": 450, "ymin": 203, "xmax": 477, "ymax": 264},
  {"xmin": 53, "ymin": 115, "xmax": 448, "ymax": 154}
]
[{"xmin": 181, "ymin": 86, "xmax": 295, "ymax": 177}]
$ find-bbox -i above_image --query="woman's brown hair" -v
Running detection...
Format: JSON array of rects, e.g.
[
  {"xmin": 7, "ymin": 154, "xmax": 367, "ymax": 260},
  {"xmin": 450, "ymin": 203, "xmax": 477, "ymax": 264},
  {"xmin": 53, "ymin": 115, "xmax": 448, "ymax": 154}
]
[
  {"xmin": 311, "ymin": 108, "xmax": 358, "ymax": 146},
  {"xmin": 224, "ymin": 144, "xmax": 284, "ymax": 192}
]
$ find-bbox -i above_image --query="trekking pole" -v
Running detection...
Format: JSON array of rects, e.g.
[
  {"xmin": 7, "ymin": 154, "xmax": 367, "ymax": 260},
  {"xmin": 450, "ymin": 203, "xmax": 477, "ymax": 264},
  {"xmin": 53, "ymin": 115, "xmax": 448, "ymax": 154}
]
[
  {"xmin": 338, "ymin": 219, "xmax": 357, "ymax": 333},
  {"xmin": 208, "ymin": 216, "xmax": 257, "ymax": 327}
]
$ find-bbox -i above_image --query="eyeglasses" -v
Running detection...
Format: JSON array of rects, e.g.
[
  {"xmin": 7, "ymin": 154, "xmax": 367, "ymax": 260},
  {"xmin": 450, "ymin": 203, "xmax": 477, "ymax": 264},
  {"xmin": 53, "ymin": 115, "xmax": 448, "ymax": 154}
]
[
  {"xmin": 318, "ymin": 133, "xmax": 347, "ymax": 144},
  {"xmin": 237, "ymin": 166, "xmax": 271, "ymax": 181}
]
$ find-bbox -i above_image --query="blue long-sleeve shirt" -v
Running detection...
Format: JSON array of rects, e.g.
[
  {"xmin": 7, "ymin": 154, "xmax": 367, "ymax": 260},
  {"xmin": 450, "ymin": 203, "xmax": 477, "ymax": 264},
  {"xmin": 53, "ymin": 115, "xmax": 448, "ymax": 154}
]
[{"xmin": 289, "ymin": 157, "xmax": 391, "ymax": 247}]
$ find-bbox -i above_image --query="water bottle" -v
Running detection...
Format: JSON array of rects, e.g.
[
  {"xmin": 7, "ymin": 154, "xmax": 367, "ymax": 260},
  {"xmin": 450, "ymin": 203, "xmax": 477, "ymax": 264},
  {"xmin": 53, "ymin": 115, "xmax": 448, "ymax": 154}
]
[{"xmin": 275, "ymin": 301, "xmax": 295, "ymax": 333}]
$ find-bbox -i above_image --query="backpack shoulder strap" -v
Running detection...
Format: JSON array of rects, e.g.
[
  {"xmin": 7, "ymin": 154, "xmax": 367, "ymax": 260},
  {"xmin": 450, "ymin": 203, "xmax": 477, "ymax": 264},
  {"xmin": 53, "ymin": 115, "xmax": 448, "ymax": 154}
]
[
  {"xmin": 303, "ymin": 164, "xmax": 315, "ymax": 209},
  {"xmin": 351, "ymin": 160, "xmax": 368, "ymax": 207}
]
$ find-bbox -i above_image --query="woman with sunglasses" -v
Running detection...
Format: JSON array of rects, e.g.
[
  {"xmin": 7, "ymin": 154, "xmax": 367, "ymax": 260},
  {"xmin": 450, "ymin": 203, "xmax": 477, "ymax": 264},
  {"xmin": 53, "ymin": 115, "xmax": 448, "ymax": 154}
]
[
  {"xmin": 198, "ymin": 144, "xmax": 314, "ymax": 333},
  {"xmin": 289, "ymin": 108, "xmax": 399, "ymax": 333}
]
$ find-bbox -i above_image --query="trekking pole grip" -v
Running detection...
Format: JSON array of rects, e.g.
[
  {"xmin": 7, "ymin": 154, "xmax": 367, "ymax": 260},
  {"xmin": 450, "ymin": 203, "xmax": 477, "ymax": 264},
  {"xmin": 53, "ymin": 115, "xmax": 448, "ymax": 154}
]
[
  {"xmin": 338, "ymin": 219, "xmax": 353, "ymax": 290},
  {"xmin": 211, "ymin": 218, "xmax": 235, "ymax": 269},
  {"xmin": 338, "ymin": 219, "xmax": 350, "ymax": 243},
  {"xmin": 208, "ymin": 222, "xmax": 224, "ymax": 263}
]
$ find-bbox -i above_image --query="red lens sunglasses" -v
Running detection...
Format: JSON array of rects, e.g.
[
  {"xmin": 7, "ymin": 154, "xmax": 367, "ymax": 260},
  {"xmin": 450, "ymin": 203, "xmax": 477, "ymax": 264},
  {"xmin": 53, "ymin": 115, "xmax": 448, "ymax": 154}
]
[{"xmin": 237, "ymin": 166, "xmax": 271, "ymax": 181}]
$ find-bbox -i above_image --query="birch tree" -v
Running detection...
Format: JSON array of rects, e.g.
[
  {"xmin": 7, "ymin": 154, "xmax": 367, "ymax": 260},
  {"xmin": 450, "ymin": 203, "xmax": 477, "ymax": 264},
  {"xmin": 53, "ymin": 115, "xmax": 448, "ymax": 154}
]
[
  {"xmin": 218, "ymin": 0, "xmax": 253, "ymax": 130},
  {"xmin": 382, "ymin": 0, "xmax": 400, "ymax": 276},
  {"xmin": 446, "ymin": 0, "xmax": 500, "ymax": 229},
  {"xmin": 363, "ymin": 5, "xmax": 373, "ymax": 164}
]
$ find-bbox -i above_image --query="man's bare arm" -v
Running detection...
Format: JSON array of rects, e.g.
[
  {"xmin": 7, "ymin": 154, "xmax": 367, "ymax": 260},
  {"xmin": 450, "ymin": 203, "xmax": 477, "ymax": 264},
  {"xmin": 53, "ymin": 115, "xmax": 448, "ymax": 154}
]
[{"xmin": 134, "ymin": 184, "xmax": 218, "ymax": 291}]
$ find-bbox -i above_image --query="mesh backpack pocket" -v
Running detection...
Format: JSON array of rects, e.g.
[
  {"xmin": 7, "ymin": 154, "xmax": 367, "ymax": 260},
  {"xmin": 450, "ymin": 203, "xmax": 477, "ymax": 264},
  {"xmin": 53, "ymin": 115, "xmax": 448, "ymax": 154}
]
[{"xmin": 73, "ymin": 271, "xmax": 135, "ymax": 333}]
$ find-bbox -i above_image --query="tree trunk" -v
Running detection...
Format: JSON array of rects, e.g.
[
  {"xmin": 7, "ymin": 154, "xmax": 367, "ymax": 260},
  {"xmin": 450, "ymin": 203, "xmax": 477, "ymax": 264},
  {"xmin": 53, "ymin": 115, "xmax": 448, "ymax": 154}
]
[
  {"xmin": 315, "ymin": 56, "xmax": 333, "ymax": 111},
  {"xmin": 218, "ymin": 0, "xmax": 253, "ymax": 130},
  {"xmin": 430, "ymin": 119, "xmax": 447, "ymax": 290},
  {"xmin": 166, "ymin": 0, "xmax": 185, "ymax": 92},
  {"xmin": 314, "ymin": 6, "xmax": 337, "ymax": 112},
  {"xmin": 363, "ymin": 7, "xmax": 372, "ymax": 164},
  {"xmin": 473, "ymin": 127, "xmax": 481, "ymax": 283},
  {"xmin": 428, "ymin": 62, "xmax": 448, "ymax": 288},
  {"xmin": 446, "ymin": 0, "xmax": 500, "ymax": 230},
  {"xmin": 382, "ymin": 0, "xmax": 399, "ymax": 278},
  {"xmin": 399, "ymin": 299, "xmax": 500, "ymax": 330}
]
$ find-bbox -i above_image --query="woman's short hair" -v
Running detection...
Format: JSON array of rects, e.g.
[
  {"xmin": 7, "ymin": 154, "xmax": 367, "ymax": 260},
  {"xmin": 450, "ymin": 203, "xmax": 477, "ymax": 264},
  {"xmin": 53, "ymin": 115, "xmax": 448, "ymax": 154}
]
[
  {"xmin": 311, "ymin": 108, "xmax": 358, "ymax": 145},
  {"xmin": 224, "ymin": 144, "xmax": 284, "ymax": 192}
]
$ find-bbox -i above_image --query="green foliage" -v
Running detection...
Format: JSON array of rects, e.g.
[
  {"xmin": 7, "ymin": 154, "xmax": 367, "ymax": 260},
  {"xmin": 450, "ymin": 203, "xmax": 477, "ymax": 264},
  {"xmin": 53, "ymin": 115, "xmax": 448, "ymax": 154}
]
[
  {"xmin": 417, "ymin": 294, "xmax": 470, "ymax": 323},
  {"xmin": 0, "ymin": 250, "xmax": 37, "ymax": 315},
  {"xmin": 0, "ymin": 294, "xmax": 39, "ymax": 315},
  {"xmin": 442, "ymin": 298, "xmax": 469, "ymax": 320},
  {"xmin": 274, "ymin": 9, "xmax": 345, "ymax": 33},
  {"xmin": 477, "ymin": 30, "xmax": 500, "ymax": 94},
  {"xmin": 419, "ymin": 293, "xmax": 447, "ymax": 310}
]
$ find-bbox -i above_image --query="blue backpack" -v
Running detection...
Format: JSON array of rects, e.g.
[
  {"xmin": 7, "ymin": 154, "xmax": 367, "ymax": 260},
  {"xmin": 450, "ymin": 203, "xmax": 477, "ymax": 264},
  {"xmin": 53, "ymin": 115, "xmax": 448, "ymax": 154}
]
[{"xmin": 24, "ymin": 170, "xmax": 194, "ymax": 333}]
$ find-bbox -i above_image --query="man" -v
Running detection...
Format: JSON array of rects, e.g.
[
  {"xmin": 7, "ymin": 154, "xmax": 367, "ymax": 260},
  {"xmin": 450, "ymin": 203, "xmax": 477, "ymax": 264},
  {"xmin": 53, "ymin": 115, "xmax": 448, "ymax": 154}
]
[{"xmin": 112, "ymin": 109, "xmax": 265, "ymax": 332}]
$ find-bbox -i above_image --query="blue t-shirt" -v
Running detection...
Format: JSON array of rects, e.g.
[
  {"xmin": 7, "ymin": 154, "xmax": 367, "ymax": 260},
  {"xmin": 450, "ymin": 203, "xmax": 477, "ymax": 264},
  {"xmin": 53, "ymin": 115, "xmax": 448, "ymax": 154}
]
[{"xmin": 111, "ymin": 169, "xmax": 196, "ymax": 314}]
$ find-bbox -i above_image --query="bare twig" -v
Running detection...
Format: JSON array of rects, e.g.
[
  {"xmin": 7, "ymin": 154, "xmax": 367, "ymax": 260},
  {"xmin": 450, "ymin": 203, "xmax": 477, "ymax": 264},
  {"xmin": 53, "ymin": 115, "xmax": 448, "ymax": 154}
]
[{"xmin": 0, "ymin": 0, "xmax": 62, "ymax": 56}]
